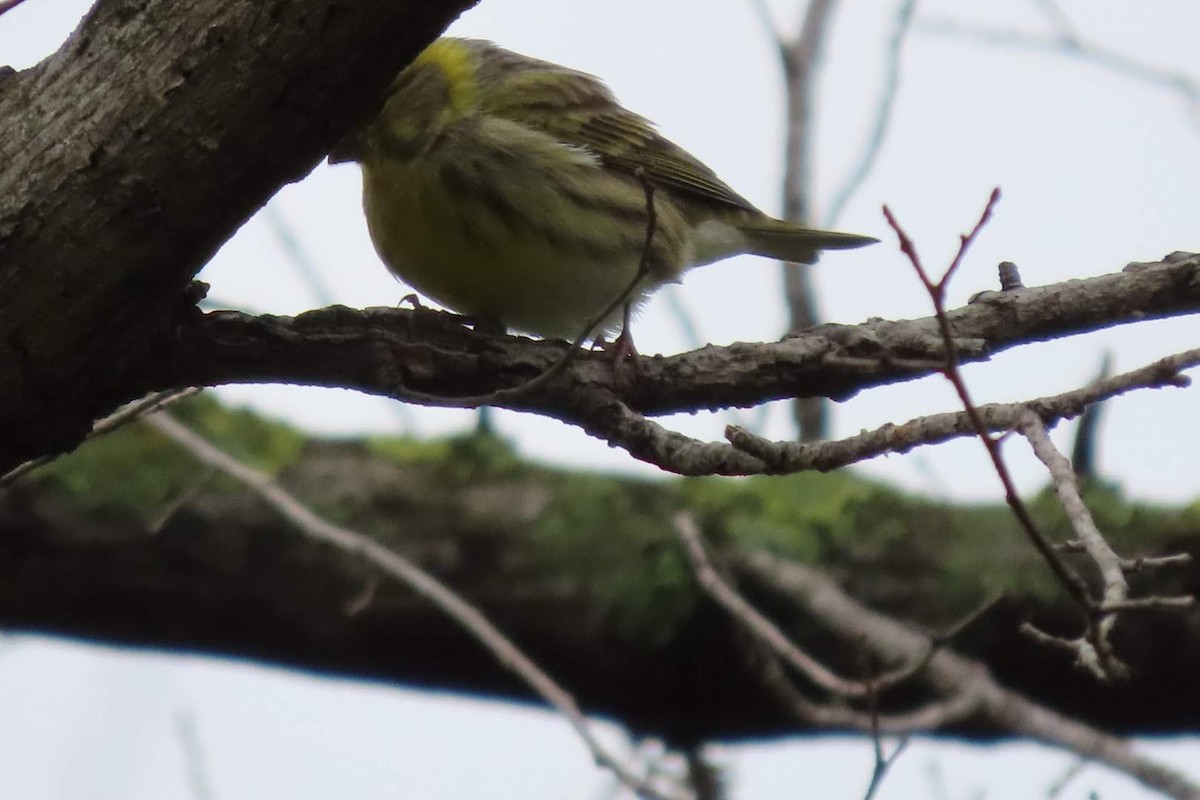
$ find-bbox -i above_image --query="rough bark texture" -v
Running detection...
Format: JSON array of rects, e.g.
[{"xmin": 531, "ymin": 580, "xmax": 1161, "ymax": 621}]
[
  {"xmin": 0, "ymin": 0, "xmax": 477, "ymax": 469},
  {"xmin": 3, "ymin": 397, "xmax": 1199, "ymax": 744},
  {"xmin": 158, "ymin": 255, "xmax": 1200, "ymax": 418},
  {"xmin": 131, "ymin": 254, "xmax": 1198, "ymax": 478}
]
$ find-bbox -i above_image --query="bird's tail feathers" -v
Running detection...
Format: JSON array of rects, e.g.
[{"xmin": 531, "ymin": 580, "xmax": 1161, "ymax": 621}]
[{"xmin": 738, "ymin": 220, "xmax": 877, "ymax": 265}]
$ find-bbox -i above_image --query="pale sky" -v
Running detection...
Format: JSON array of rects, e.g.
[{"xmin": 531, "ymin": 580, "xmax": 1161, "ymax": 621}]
[{"xmin": 2, "ymin": 2, "xmax": 1199, "ymax": 799}]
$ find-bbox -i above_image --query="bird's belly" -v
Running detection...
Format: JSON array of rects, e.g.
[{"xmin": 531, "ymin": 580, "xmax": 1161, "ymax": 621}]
[{"xmin": 362, "ymin": 159, "xmax": 680, "ymax": 339}]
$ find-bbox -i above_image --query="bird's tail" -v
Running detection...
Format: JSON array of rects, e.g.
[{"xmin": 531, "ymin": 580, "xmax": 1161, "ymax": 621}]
[{"xmin": 738, "ymin": 219, "xmax": 877, "ymax": 265}]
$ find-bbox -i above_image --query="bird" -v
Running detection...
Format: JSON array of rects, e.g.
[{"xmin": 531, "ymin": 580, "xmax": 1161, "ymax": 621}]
[{"xmin": 328, "ymin": 37, "xmax": 876, "ymax": 342}]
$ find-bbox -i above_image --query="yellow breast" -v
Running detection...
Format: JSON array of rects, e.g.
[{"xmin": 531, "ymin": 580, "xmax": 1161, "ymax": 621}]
[{"xmin": 360, "ymin": 117, "xmax": 691, "ymax": 339}]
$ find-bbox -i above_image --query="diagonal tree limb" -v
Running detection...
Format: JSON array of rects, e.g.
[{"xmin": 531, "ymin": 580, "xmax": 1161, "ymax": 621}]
[{"xmin": 0, "ymin": 0, "xmax": 477, "ymax": 469}]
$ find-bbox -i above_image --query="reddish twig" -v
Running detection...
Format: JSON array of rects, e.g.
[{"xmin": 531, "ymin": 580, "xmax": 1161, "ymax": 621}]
[
  {"xmin": 883, "ymin": 190, "xmax": 1092, "ymax": 610},
  {"xmin": 884, "ymin": 192, "xmax": 1196, "ymax": 683}
]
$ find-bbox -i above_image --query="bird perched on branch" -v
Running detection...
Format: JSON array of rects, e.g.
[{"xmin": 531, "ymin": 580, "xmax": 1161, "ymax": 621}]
[{"xmin": 329, "ymin": 37, "xmax": 875, "ymax": 341}]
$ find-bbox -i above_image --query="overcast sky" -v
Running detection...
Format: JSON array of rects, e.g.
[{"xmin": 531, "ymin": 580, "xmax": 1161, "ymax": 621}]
[{"xmin": 2, "ymin": 2, "xmax": 1199, "ymax": 799}]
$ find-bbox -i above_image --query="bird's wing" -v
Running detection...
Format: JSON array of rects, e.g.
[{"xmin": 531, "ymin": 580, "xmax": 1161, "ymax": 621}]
[{"xmin": 481, "ymin": 64, "xmax": 758, "ymax": 213}]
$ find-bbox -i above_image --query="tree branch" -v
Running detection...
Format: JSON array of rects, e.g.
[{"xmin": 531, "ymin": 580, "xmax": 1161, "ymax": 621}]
[{"xmin": 108, "ymin": 253, "xmax": 1200, "ymax": 477}]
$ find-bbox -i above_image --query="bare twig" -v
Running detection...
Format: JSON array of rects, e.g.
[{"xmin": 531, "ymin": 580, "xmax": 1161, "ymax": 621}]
[
  {"xmin": 862, "ymin": 732, "xmax": 909, "ymax": 800},
  {"xmin": 725, "ymin": 345, "xmax": 1200, "ymax": 474},
  {"xmin": 0, "ymin": 387, "xmax": 200, "ymax": 488},
  {"xmin": 753, "ymin": 646, "xmax": 980, "ymax": 732},
  {"xmin": 1120, "ymin": 553, "xmax": 1195, "ymax": 572},
  {"xmin": 1034, "ymin": 0, "xmax": 1081, "ymax": 44},
  {"xmin": 823, "ymin": 0, "xmax": 918, "ymax": 228},
  {"xmin": 1019, "ymin": 410, "xmax": 1122, "ymax": 601},
  {"xmin": 0, "ymin": 0, "xmax": 33, "ymax": 19},
  {"xmin": 1097, "ymin": 597, "xmax": 1195, "ymax": 613},
  {"xmin": 591, "ymin": 344, "xmax": 1200, "ymax": 478},
  {"xmin": 675, "ymin": 512, "xmax": 922, "ymax": 698},
  {"xmin": 263, "ymin": 204, "xmax": 337, "ymax": 305},
  {"xmin": 675, "ymin": 514, "xmax": 990, "ymax": 740},
  {"xmin": 739, "ymin": 549, "xmax": 1200, "ymax": 800},
  {"xmin": 146, "ymin": 467, "xmax": 218, "ymax": 535},
  {"xmin": 174, "ymin": 709, "xmax": 217, "ymax": 800},
  {"xmin": 1019, "ymin": 409, "xmax": 1128, "ymax": 679},
  {"xmin": 918, "ymin": 16, "xmax": 1200, "ymax": 124},
  {"xmin": 885, "ymin": 194, "xmax": 1195, "ymax": 682},
  {"xmin": 263, "ymin": 203, "xmax": 415, "ymax": 430},
  {"xmin": 861, "ymin": 636, "xmax": 912, "ymax": 800},
  {"xmin": 748, "ymin": 0, "xmax": 782, "ymax": 50},
  {"xmin": 584, "ymin": 401, "xmax": 771, "ymax": 477},
  {"xmin": 884, "ymin": 191, "xmax": 1094, "ymax": 614},
  {"xmin": 1047, "ymin": 755, "xmax": 1089, "ymax": 800},
  {"xmin": 145, "ymin": 411, "xmax": 691, "ymax": 800},
  {"xmin": 1018, "ymin": 409, "xmax": 1194, "ymax": 680},
  {"xmin": 660, "ymin": 286, "xmax": 704, "ymax": 353}
]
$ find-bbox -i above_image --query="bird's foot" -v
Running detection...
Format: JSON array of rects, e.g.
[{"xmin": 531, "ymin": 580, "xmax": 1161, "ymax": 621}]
[{"xmin": 593, "ymin": 327, "xmax": 642, "ymax": 390}]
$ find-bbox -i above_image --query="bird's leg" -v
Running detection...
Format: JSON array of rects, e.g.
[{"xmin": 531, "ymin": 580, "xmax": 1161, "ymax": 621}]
[
  {"xmin": 592, "ymin": 301, "xmax": 642, "ymax": 392},
  {"xmin": 611, "ymin": 300, "xmax": 641, "ymax": 364}
]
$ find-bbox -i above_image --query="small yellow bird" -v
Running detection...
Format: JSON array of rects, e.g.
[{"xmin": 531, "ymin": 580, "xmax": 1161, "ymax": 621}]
[{"xmin": 330, "ymin": 38, "xmax": 875, "ymax": 340}]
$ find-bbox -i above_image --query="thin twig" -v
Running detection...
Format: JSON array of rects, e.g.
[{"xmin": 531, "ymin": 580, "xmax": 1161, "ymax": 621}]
[
  {"xmin": 1047, "ymin": 755, "xmax": 1089, "ymax": 800},
  {"xmin": 146, "ymin": 467, "xmax": 218, "ymax": 534},
  {"xmin": 1097, "ymin": 597, "xmax": 1195, "ymax": 614},
  {"xmin": 1019, "ymin": 409, "xmax": 1194, "ymax": 680},
  {"xmin": 724, "ymin": 344, "xmax": 1200, "ymax": 474},
  {"xmin": 673, "ymin": 512, "xmax": 992, "ymax": 703},
  {"xmin": 862, "ymin": 734, "xmax": 910, "ymax": 800},
  {"xmin": 0, "ymin": 0, "xmax": 33, "ymax": 19},
  {"xmin": 748, "ymin": 0, "xmax": 783, "ymax": 52},
  {"xmin": 675, "ymin": 512, "xmax": 912, "ymax": 698},
  {"xmin": 823, "ymin": 0, "xmax": 918, "ymax": 228},
  {"xmin": 1019, "ymin": 410, "xmax": 1123, "ymax": 599},
  {"xmin": 174, "ymin": 709, "xmax": 217, "ymax": 800},
  {"xmin": 145, "ymin": 410, "xmax": 691, "ymax": 800},
  {"xmin": 263, "ymin": 204, "xmax": 337, "ymax": 305},
  {"xmin": 752, "ymin": 644, "xmax": 980, "ymax": 732},
  {"xmin": 263, "ymin": 203, "xmax": 414, "ymax": 430},
  {"xmin": 0, "ymin": 387, "xmax": 201, "ymax": 488},
  {"xmin": 1120, "ymin": 553, "xmax": 1193, "ymax": 572},
  {"xmin": 1018, "ymin": 409, "xmax": 1128, "ymax": 679},
  {"xmin": 660, "ymin": 286, "xmax": 705, "ymax": 353},
  {"xmin": 861, "ymin": 638, "xmax": 912, "ymax": 800},
  {"xmin": 740, "ymin": 549, "xmax": 1200, "ymax": 800},
  {"xmin": 1035, "ymin": 0, "xmax": 1081, "ymax": 44},
  {"xmin": 883, "ymin": 191, "xmax": 1094, "ymax": 613},
  {"xmin": 918, "ymin": 16, "xmax": 1200, "ymax": 124},
  {"xmin": 590, "ymin": 343, "xmax": 1200, "ymax": 478},
  {"xmin": 883, "ymin": 194, "xmax": 1195, "ymax": 681}
]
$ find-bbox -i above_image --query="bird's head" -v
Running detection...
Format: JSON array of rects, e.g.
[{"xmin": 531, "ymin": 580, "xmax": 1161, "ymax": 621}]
[{"xmin": 329, "ymin": 38, "xmax": 479, "ymax": 165}]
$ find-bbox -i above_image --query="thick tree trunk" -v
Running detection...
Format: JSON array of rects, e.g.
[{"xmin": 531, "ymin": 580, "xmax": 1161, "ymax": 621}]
[{"xmin": 0, "ymin": 0, "xmax": 475, "ymax": 470}]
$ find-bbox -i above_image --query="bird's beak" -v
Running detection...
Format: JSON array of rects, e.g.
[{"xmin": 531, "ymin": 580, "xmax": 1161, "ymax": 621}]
[{"xmin": 328, "ymin": 127, "xmax": 367, "ymax": 164}]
